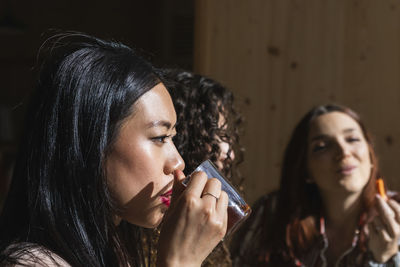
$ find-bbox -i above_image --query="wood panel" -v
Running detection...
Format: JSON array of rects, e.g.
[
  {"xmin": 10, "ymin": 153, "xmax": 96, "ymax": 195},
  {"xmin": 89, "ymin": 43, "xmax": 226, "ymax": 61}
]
[{"xmin": 194, "ymin": 0, "xmax": 400, "ymax": 204}]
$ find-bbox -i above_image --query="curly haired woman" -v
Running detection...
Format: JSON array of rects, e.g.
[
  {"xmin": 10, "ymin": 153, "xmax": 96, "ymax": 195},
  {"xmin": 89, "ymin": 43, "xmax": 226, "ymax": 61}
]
[{"xmin": 164, "ymin": 69, "xmax": 243, "ymax": 182}]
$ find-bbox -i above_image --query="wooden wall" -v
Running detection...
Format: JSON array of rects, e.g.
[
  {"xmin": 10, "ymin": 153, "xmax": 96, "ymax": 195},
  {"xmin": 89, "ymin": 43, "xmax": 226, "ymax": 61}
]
[{"xmin": 194, "ymin": 0, "xmax": 400, "ymax": 204}]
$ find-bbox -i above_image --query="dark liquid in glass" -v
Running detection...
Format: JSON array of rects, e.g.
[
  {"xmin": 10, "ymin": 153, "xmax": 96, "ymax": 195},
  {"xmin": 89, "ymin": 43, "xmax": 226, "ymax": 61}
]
[{"xmin": 226, "ymin": 203, "xmax": 251, "ymax": 236}]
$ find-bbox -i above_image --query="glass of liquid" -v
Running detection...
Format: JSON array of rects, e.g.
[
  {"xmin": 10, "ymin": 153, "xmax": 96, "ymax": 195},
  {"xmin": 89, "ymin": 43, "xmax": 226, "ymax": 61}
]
[{"xmin": 183, "ymin": 160, "xmax": 251, "ymax": 237}]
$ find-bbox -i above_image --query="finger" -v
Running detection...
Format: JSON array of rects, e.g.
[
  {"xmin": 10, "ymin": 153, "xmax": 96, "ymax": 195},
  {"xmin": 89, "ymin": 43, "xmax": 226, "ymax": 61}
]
[
  {"xmin": 372, "ymin": 217, "xmax": 384, "ymax": 233},
  {"xmin": 185, "ymin": 171, "xmax": 209, "ymax": 197},
  {"xmin": 375, "ymin": 195, "xmax": 398, "ymax": 237},
  {"xmin": 202, "ymin": 178, "xmax": 222, "ymax": 200},
  {"xmin": 216, "ymin": 191, "xmax": 229, "ymax": 235},
  {"xmin": 376, "ymin": 194, "xmax": 395, "ymax": 217},
  {"xmin": 170, "ymin": 169, "xmax": 187, "ymax": 208},
  {"xmin": 202, "ymin": 179, "xmax": 223, "ymax": 219},
  {"xmin": 201, "ymin": 179, "xmax": 222, "ymax": 215},
  {"xmin": 372, "ymin": 216, "xmax": 392, "ymax": 241},
  {"xmin": 216, "ymin": 191, "xmax": 229, "ymax": 217},
  {"xmin": 376, "ymin": 195, "xmax": 398, "ymax": 235},
  {"xmin": 367, "ymin": 222, "xmax": 377, "ymax": 240},
  {"xmin": 387, "ymin": 199, "xmax": 400, "ymax": 223}
]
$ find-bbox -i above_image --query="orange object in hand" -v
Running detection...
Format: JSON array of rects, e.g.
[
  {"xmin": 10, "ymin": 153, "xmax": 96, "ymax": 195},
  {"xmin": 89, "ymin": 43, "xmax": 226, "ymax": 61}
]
[{"xmin": 376, "ymin": 178, "xmax": 388, "ymax": 201}]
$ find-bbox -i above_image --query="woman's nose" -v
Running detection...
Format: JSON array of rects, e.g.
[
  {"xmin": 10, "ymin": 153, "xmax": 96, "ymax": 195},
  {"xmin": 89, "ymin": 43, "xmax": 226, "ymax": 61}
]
[
  {"xmin": 164, "ymin": 146, "xmax": 185, "ymax": 175},
  {"xmin": 229, "ymin": 148, "xmax": 235, "ymax": 161},
  {"xmin": 219, "ymin": 141, "xmax": 234, "ymax": 160},
  {"xmin": 335, "ymin": 141, "xmax": 351, "ymax": 160}
]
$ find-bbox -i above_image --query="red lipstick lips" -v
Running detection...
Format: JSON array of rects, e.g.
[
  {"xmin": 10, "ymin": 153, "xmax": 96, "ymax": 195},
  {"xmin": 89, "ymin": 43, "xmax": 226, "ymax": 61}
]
[{"xmin": 160, "ymin": 189, "xmax": 172, "ymax": 207}]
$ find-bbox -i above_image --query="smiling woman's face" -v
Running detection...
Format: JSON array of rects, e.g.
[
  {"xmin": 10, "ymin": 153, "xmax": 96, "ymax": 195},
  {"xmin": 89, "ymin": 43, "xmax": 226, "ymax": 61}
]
[
  {"xmin": 306, "ymin": 111, "xmax": 371, "ymax": 197},
  {"xmin": 106, "ymin": 83, "xmax": 185, "ymax": 228}
]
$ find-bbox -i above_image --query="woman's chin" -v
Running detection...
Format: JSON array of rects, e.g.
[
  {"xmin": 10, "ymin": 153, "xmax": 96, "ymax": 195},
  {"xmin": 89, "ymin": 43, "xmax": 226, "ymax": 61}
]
[
  {"xmin": 144, "ymin": 219, "xmax": 163, "ymax": 229},
  {"xmin": 119, "ymin": 205, "xmax": 168, "ymax": 228},
  {"xmin": 142, "ymin": 212, "xmax": 166, "ymax": 228}
]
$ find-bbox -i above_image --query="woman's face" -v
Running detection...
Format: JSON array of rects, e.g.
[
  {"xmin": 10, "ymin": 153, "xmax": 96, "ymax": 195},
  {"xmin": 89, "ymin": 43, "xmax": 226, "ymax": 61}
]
[
  {"xmin": 106, "ymin": 83, "xmax": 184, "ymax": 228},
  {"xmin": 307, "ymin": 111, "xmax": 372, "ymax": 196},
  {"xmin": 215, "ymin": 114, "xmax": 235, "ymax": 170}
]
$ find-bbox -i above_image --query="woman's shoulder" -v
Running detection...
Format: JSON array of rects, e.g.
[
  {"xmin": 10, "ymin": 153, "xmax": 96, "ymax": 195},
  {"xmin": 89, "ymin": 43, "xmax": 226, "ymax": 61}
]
[{"xmin": 2, "ymin": 242, "xmax": 71, "ymax": 267}]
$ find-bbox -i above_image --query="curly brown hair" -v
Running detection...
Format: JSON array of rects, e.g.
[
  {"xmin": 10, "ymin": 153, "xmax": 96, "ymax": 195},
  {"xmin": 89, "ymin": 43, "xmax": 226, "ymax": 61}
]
[{"xmin": 162, "ymin": 69, "xmax": 244, "ymax": 186}]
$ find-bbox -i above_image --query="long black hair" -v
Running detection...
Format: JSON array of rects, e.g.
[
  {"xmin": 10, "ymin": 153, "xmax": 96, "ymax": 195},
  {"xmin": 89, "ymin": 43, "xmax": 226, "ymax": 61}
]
[{"xmin": 0, "ymin": 32, "xmax": 160, "ymax": 266}]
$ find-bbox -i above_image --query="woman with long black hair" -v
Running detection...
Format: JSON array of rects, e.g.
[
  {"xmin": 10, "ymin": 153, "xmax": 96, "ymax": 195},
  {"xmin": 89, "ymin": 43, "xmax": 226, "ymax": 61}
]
[{"xmin": 0, "ymin": 33, "xmax": 228, "ymax": 267}]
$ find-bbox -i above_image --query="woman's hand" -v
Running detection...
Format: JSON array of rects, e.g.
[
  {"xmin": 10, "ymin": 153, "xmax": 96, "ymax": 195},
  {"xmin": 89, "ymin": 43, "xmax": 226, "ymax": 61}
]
[
  {"xmin": 367, "ymin": 194, "xmax": 400, "ymax": 263},
  {"xmin": 156, "ymin": 169, "xmax": 228, "ymax": 267}
]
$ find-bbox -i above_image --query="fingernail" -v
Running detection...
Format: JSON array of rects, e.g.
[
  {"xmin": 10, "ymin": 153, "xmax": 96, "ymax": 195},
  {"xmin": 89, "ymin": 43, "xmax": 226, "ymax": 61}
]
[{"xmin": 376, "ymin": 193, "xmax": 388, "ymax": 201}]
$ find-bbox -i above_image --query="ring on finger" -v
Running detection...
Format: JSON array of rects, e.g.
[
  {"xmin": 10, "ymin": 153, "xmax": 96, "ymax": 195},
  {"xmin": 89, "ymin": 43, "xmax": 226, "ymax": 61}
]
[{"xmin": 202, "ymin": 192, "xmax": 219, "ymax": 200}]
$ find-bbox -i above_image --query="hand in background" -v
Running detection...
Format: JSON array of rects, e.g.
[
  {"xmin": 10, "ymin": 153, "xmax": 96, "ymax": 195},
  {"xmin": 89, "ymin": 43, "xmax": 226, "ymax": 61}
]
[{"xmin": 367, "ymin": 194, "xmax": 400, "ymax": 263}]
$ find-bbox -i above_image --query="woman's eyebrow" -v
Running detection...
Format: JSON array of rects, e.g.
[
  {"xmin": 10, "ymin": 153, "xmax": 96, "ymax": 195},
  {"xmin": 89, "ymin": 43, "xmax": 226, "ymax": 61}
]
[
  {"xmin": 310, "ymin": 134, "xmax": 327, "ymax": 141},
  {"xmin": 146, "ymin": 120, "xmax": 176, "ymax": 130},
  {"xmin": 343, "ymin": 128, "xmax": 355, "ymax": 133},
  {"xmin": 310, "ymin": 128, "xmax": 356, "ymax": 141}
]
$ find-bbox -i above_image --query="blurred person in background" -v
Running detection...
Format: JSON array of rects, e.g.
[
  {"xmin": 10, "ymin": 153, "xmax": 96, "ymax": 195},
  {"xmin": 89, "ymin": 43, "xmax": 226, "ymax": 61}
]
[{"xmin": 231, "ymin": 104, "xmax": 400, "ymax": 266}]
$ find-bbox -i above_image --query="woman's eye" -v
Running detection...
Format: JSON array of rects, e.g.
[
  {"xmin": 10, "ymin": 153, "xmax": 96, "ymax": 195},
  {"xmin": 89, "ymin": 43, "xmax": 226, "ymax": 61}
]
[
  {"xmin": 312, "ymin": 142, "xmax": 328, "ymax": 152},
  {"xmin": 151, "ymin": 135, "xmax": 170, "ymax": 143},
  {"xmin": 347, "ymin": 137, "xmax": 360, "ymax": 143}
]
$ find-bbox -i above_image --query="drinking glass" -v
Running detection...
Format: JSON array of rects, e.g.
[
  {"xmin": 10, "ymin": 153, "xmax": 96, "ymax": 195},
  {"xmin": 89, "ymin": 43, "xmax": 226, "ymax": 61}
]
[{"xmin": 183, "ymin": 160, "xmax": 251, "ymax": 237}]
